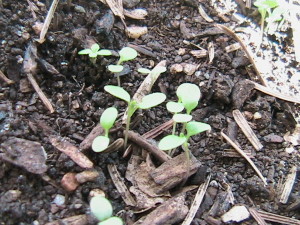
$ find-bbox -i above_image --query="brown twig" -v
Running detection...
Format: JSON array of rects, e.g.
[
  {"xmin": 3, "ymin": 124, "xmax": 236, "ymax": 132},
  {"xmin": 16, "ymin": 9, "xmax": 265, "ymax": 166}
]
[
  {"xmin": 0, "ymin": 70, "xmax": 14, "ymax": 84},
  {"xmin": 257, "ymin": 210, "xmax": 300, "ymax": 225}
]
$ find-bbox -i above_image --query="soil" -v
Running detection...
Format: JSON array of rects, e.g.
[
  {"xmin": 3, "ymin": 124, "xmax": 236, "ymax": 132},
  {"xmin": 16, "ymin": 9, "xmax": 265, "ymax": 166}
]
[{"xmin": 1, "ymin": 0, "xmax": 300, "ymax": 225}]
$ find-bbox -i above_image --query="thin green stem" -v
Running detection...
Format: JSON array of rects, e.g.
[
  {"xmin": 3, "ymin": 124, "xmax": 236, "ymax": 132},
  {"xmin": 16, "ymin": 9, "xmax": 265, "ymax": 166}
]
[
  {"xmin": 172, "ymin": 121, "xmax": 177, "ymax": 135},
  {"xmin": 117, "ymin": 75, "xmax": 121, "ymax": 86},
  {"xmin": 124, "ymin": 115, "xmax": 131, "ymax": 149}
]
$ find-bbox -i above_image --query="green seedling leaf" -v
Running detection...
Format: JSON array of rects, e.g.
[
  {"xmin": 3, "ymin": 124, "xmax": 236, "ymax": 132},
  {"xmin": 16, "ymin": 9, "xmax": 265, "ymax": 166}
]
[
  {"xmin": 104, "ymin": 85, "xmax": 130, "ymax": 103},
  {"xmin": 166, "ymin": 102, "xmax": 184, "ymax": 113},
  {"xmin": 78, "ymin": 49, "xmax": 92, "ymax": 55},
  {"xmin": 100, "ymin": 107, "xmax": 118, "ymax": 132},
  {"xmin": 89, "ymin": 52, "xmax": 98, "ymax": 58},
  {"xmin": 173, "ymin": 114, "xmax": 192, "ymax": 123},
  {"xmin": 138, "ymin": 68, "xmax": 151, "ymax": 74},
  {"xmin": 186, "ymin": 121, "xmax": 211, "ymax": 138},
  {"xmin": 138, "ymin": 93, "xmax": 166, "ymax": 109},
  {"xmin": 91, "ymin": 43, "xmax": 100, "ymax": 52},
  {"xmin": 108, "ymin": 65, "xmax": 124, "ymax": 73},
  {"xmin": 176, "ymin": 83, "xmax": 201, "ymax": 114},
  {"xmin": 92, "ymin": 136, "xmax": 110, "ymax": 152},
  {"xmin": 119, "ymin": 47, "xmax": 138, "ymax": 63},
  {"xmin": 98, "ymin": 49, "xmax": 112, "ymax": 56},
  {"xmin": 99, "ymin": 217, "xmax": 123, "ymax": 225},
  {"xmin": 90, "ymin": 196, "xmax": 113, "ymax": 221},
  {"xmin": 158, "ymin": 135, "xmax": 186, "ymax": 151}
]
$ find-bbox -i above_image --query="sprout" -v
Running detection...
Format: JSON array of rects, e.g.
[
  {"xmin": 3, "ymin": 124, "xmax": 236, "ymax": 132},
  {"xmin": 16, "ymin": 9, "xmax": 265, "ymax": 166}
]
[
  {"xmin": 108, "ymin": 47, "xmax": 138, "ymax": 86},
  {"xmin": 104, "ymin": 85, "xmax": 166, "ymax": 148},
  {"xmin": 92, "ymin": 107, "xmax": 118, "ymax": 152},
  {"xmin": 176, "ymin": 83, "xmax": 201, "ymax": 114},
  {"xmin": 78, "ymin": 43, "xmax": 112, "ymax": 64},
  {"xmin": 90, "ymin": 196, "xmax": 123, "ymax": 225}
]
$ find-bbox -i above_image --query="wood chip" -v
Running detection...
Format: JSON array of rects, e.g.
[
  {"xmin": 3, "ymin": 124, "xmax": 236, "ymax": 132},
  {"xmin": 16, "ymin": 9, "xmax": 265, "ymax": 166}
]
[
  {"xmin": 225, "ymin": 43, "xmax": 241, "ymax": 53},
  {"xmin": 208, "ymin": 42, "xmax": 215, "ymax": 64},
  {"xmin": 0, "ymin": 70, "xmax": 14, "ymax": 84},
  {"xmin": 232, "ymin": 109, "xmax": 263, "ymax": 151},
  {"xmin": 50, "ymin": 135, "xmax": 93, "ymax": 169},
  {"xmin": 198, "ymin": 4, "xmax": 213, "ymax": 22},
  {"xmin": 124, "ymin": 8, "xmax": 148, "ymax": 20},
  {"xmin": 280, "ymin": 166, "xmax": 297, "ymax": 204},
  {"xmin": 45, "ymin": 215, "xmax": 89, "ymax": 225},
  {"xmin": 251, "ymin": 80, "xmax": 300, "ymax": 104},
  {"xmin": 190, "ymin": 49, "xmax": 208, "ymax": 58},
  {"xmin": 107, "ymin": 164, "xmax": 137, "ymax": 206},
  {"xmin": 257, "ymin": 210, "xmax": 300, "ymax": 225},
  {"xmin": 221, "ymin": 131, "xmax": 267, "ymax": 185},
  {"xmin": 38, "ymin": 0, "xmax": 59, "ymax": 43},
  {"xmin": 182, "ymin": 174, "xmax": 211, "ymax": 225},
  {"xmin": 249, "ymin": 208, "xmax": 267, "ymax": 225}
]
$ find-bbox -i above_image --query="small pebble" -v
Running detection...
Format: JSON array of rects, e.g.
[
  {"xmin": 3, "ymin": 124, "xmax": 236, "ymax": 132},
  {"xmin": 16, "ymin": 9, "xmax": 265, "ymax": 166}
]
[
  {"xmin": 74, "ymin": 5, "xmax": 86, "ymax": 13},
  {"xmin": 221, "ymin": 205, "xmax": 250, "ymax": 223},
  {"xmin": 53, "ymin": 194, "xmax": 65, "ymax": 206},
  {"xmin": 174, "ymin": 55, "xmax": 182, "ymax": 63},
  {"xmin": 263, "ymin": 133, "xmax": 284, "ymax": 143}
]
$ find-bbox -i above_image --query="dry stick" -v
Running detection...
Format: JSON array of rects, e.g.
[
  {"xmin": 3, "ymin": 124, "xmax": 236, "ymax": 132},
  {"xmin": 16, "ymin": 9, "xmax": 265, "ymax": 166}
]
[
  {"xmin": 232, "ymin": 109, "xmax": 263, "ymax": 151},
  {"xmin": 27, "ymin": 73, "xmax": 55, "ymax": 113},
  {"xmin": 127, "ymin": 130, "xmax": 171, "ymax": 163},
  {"xmin": 107, "ymin": 164, "xmax": 136, "ymax": 207},
  {"xmin": 0, "ymin": 70, "xmax": 14, "ymax": 84},
  {"xmin": 221, "ymin": 131, "xmax": 267, "ymax": 185},
  {"xmin": 280, "ymin": 166, "xmax": 297, "ymax": 204},
  {"xmin": 215, "ymin": 24, "xmax": 267, "ymax": 86},
  {"xmin": 250, "ymin": 80, "xmax": 300, "ymax": 104},
  {"xmin": 258, "ymin": 210, "xmax": 300, "ymax": 225},
  {"xmin": 249, "ymin": 208, "xmax": 268, "ymax": 225},
  {"xmin": 182, "ymin": 174, "xmax": 211, "ymax": 225},
  {"xmin": 38, "ymin": 0, "xmax": 59, "ymax": 43}
]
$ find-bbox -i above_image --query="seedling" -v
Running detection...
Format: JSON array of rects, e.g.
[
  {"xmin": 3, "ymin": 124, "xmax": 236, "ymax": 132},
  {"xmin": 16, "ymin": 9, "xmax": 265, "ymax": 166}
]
[
  {"xmin": 92, "ymin": 107, "xmax": 118, "ymax": 152},
  {"xmin": 90, "ymin": 195, "xmax": 123, "ymax": 225},
  {"xmin": 78, "ymin": 43, "xmax": 112, "ymax": 64},
  {"xmin": 104, "ymin": 85, "xmax": 166, "ymax": 148},
  {"xmin": 108, "ymin": 47, "xmax": 138, "ymax": 86}
]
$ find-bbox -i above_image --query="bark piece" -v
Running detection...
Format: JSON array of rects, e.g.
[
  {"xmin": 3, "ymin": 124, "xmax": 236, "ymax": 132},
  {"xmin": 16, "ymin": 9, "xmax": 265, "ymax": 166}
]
[
  {"xmin": 134, "ymin": 194, "xmax": 188, "ymax": 225},
  {"xmin": 231, "ymin": 79, "xmax": 255, "ymax": 109},
  {"xmin": 0, "ymin": 137, "xmax": 47, "ymax": 174},
  {"xmin": 79, "ymin": 124, "xmax": 104, "ymax": 151},
  {"xmin": 257, "ymin": 210, "xmax": 300, "ymax": 225},
  {"xmin": 182, "ymin": 174, "xmax": 211, "ymax": 225},
  {"xmin": 50, "ymin": 135, "xmax": 93, "ymax": 169},
  {"xmin": 45, "ymin": 215, "xmax": 90, "ymax": 225},
  {"xmin": 107, "ymin": 164, "xmax": 137, "ymax": 207},
  {"xmin": 233, "ymin": 109, "xmax": 263, "ymax": 151},
  {"xmin": 280, "ymin": 166, "xmax": 297, "ymax": 204},
  {"xmin": 150, "ymin": 153, "xmax": 201, "ymax": 193}
]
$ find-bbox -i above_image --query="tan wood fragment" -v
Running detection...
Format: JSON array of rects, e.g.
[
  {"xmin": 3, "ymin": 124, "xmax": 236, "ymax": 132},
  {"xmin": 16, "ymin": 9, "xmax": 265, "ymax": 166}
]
[
  {"xmin": 251, "ymin": 80, "xmax": 300, "ymax": 104},
  {"xmin": 127, "ymin": 130, "xmax": 171, "ymax": 163},
  {"xmin": 45, "ymin": 215, "xmax": 90, "ymax": 225},
  {"xmin": 249, "ymin": 208, "xmax": 267, "ymax": 225},
  {"xmin": 198, "ymin": 4, "xmax": 213, "ymax": 22},
  {"xmin": 0, "ymin": 70, "xmax": 14, "ymax": 84},
  {"xmin": 49, "ymin": 135, "xmax": 93, "ymax": 169},
  {"xmin": 215, "ymin": 24, "xmax": 267, "ymax": 86},
  {"xmin": 38, "ymin": 0, "xmax": 59, "ymax": 43},
  {"xmin": 225, "ymin": 43, "xmax": 241, "ymax": 53},
  {"xmin": 280, "ymin": 166, "xmax": 297, "ymax": 204},
  {"xmin": 182, "ymin": 174, "xmax": 211, "ymax": 225},
  {"xmin": 258, "ymin": 210, "xmax": 300, "ymax": 225},
  {"xmin": 232, "ymin": 109, "xmax": 263, "ymax": 151},
  {"xmin": 221, "ymin": 131, "xmax": 267, "ymax": 185},
  {"xmin": 107, "ymin": 164, "xmax": 137, "ymax": 206}
]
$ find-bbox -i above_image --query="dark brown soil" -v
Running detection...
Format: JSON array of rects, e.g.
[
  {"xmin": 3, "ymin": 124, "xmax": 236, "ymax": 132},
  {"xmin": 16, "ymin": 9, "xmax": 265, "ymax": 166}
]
[{"xmin": 1, "ymin": 0, "xmax": 300, "ymax": 224}]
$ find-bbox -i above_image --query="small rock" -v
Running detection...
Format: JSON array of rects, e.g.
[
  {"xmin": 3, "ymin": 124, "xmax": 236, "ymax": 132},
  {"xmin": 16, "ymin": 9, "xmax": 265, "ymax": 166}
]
[
  {"xmin": 61, "ymin": 172, "xmax": 80, "ymax": 192},
  {"xmin": 170, "ymin": 64, "xmax": 183, "ymax": 74},
  {"xmin": 1, "ymin": 190, "xmax": 22, "ymax": 202},
  {"xmin": 53, "ymin": 194, "xmax": 65, "ymax": 206},
  {"xmin": 253, "ymin": 112, "xmax": 262, "ymax": 119},
  {"xmin": 174, "ymin": 55, "xmax": 182, "ymax": 63},
  {"xmin": 74, "ymin": 5, "xmax": 86, "ymax": 13},
  {"xmin": 221, "ymin": 205, "xmax": 250, "ymax": 223},
  {"xmin": 183, "ymin": 63, "xmax": 197, "ymax": 76},
  {"xmin": 178, "ymin": 48, "xmax": 186, "ymax": 55},
  {"xmin": 263, "ymin": 133, "xmax": 284, "ymax": 143},
  {"xmin": 126, "ymin": 26, "xmax": 148, "ymax": 39},
  {"xmin": 123, "ymin": 0, "xmax": 140, "ymax": 8},
  {"xmin": 75, "ymin": 169, "xmax": 99, "ymax": 183}
]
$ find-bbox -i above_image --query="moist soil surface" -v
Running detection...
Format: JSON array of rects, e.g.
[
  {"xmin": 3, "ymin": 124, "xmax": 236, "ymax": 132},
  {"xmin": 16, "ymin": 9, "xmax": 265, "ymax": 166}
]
[{"xmin": 1, "ymin": 0, "xmax": 300, "ymax": 225}]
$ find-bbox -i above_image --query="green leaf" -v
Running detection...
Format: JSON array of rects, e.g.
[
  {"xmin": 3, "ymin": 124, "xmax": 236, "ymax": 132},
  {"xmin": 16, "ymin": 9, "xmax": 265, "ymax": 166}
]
[
  {"xmin": 138, "ymin": 68, "xmax": 151, "ymax": 74},
  {"xmin": 119, "ymin": 47, "xmax": 138, "ymax": 63},
  {"xmin": 166, "ymin": 102, "xmax": 184, "ymax": 113},
  {"xmin": 78, "ymin": 49, "xmax": 92, "ymax": 55},
  {"xmin": 92, "ymin": 136, "xmax": 110, "ymax": 152},
  {"xmin": 89, "ymin": 52, "xmax": 98, "ymax": 58},
  {"xmin": 104, "ymin": 85, "xmax": 131, "ymax": 102},
  {"xmin": 186, "ymin": 121, "xmax": 211, "ymax": 138},
  {"xmin": 98, "ymin": 49, "xmax": 112, "ymax": 56},
  {"xmin": 173, "ymin": 114, "xmax": 192, "ymax": 123},
  {"xmin": 158, "ymin": 135, "xmax": 186, "ymax": 150},
  {"xmin": 176, "ymin": 83, "xmax": 201, "ymax": 114},
  {"xmin": 91, "ymin": 43, "xmax": 100, "ymax": 52},
  {"xmin": 108, "ymin": 65, "xmax": 124, "ymax": 73},
  {"xmin": 100, "ymin": 107, "xmax": 118, "ymax": 131},
  {"xmin": 98, "ymin": 217, "xmax": 123, "ymax": 225},
  {"xmin": 90, "ymin": 196, "xmax": 113, "ymax": 221},
  {"xmin": 138, "ymin": 93, "xmax": 166, "ymax": 109}
]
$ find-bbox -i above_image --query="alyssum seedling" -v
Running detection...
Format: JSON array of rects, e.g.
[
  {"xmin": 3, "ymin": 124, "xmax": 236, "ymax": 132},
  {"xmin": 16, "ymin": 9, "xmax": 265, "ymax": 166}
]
[
  {"xmin": 92, "ymin": 107, "xmax": 118, "ymax": 152},
  {"xmin": 108, "ymin": 47, "xmax": 138, "ymax": 86},
  {"xmin": 104, "ymin": 85, "xmax": 166, "ymax": 149},
  {"xmin": 78, "ymin": 43, "xmax": 112, "ymax": 64},
  {"xmin": 90, "ymin": 195, "xmax": 123, "ymax": 225}
]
